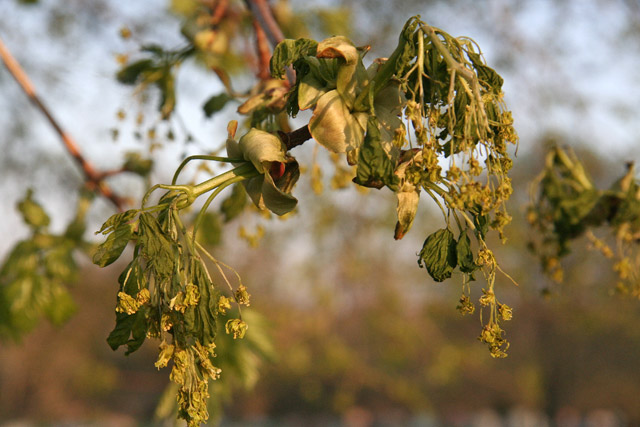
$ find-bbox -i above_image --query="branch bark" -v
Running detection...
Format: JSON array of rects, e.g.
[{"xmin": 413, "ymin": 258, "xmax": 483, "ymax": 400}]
[
  {"xmin": 252, "ymin": 17, "xmax": 272, "ymax": 81},
  {"xmin": 244, "ymin": 0, "xmax": 284, "ymax": 47},
  {"xmin": 0, "ymin": 37, "xmax": 125, "ymax": 210},
  {"xmin": 245, "ymin": 0, "xmax": 295, "ymax": 85},
  {"xmin": 280, "ymin": 125, "xmax": 312, "ymax": 151}
]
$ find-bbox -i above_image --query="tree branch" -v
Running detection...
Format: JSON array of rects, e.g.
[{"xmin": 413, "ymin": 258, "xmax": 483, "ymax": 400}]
[
  {"xmin": 209, "ymin": 0, "xmax": 229, "ymax": 25},
  {"xmin": 0, "ymin": 37, "xmax": 125, "ymax": 210},
  {"xmin": 245, "ymin": 0, "xmax": 284, "ymax": 47},
  {"xmin": 280, "ymin": 125, "xmax": 312, "ymax": 151},
  {"xmin": 252, "ymin": 17, "xmax": 272, "ymax": 81},
  {"xmin": 245, "ymin": 0, "xmax": 295, "ymax": 85}
]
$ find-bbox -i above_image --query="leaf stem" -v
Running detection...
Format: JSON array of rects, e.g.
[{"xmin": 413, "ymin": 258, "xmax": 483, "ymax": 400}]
[
  {"xmin": 172, "ymin": 155, "xmax": 244, "ymax": 185},
  {"xmin": 191, "ymin": 163, "xmax": 259, "ymax": 199},
  {"xmin": 192, "ymin": 176, "xmax": 245, "ymax": 245}
]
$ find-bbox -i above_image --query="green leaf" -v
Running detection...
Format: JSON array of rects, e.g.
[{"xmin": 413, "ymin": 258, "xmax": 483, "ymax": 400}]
[
  {"xmin": 117, "ymin": 259, "xmax": 145, "ymax": 296},
  {"xmin": 418, "ymin": 228, "xmax": 457, "ymax": 282},
  {"xmin": 141, "ymin": 44, "xmax": 166, "ymax": 56},
  {"xmin": 353, "ymin": 116, "xmax": 400, "ymax": 191},
  {"xmin": 306, "ymin": 56, "xmax": 338, "ymax": 85},
  {"xmin": 554, "ymin": 188, "xmax": 600, "ymax": 240},
  {"xmin": 473, "ymin": 211, "xmax": 489, "ymax": 240},
  {"xmin": 456, "ymin": 232, "xmax": 477, "ymax": 274},
  {"xmin": 116, "ymin": 59, "xmax": 154, "ymax": 84},
  {"xmin": 123, "ymin": 152, "xmax": 153, "ymax": 177},
  {"xmin": 158, "ymin": 70, "xmax": 176, "ymax": 119},
  {"xmin": 203, "ymin": 93, "xmax": 232, "ymax": 117},
  {"xmin": 220, "ymin": 184, "xmax": 247, "ymax": 222},
  {"xmin": 106, "ymin": 312, "xmax": 133, "ymax": 351},
  {"xmin": 184, "ymin": 262, "xmax": 218, "ymax": 347},
  {"xmin": 138, "ymin": 213, "xmax": 176, "ymax": 278},
  {"xmin": 17, "ymin": 189, "xmax": 50, "ymax": 229},
  {"xmin": 0, "ymin": 240, "xmax": 38, "ymax": 280},
  {"xmin": 196, "ymin": 212, "xmax": 222, "ymax": 246},
  {"xmin": 96, "ymin": 210, "xmax": 138, "ymax": 235},
  {"xmin": 609, "ymin": 192, "xmax": 640, "ymax": 228},
  {"xmin": 467, "ymin": 51, "xmax": 504, "ymax": 92},
  {"xmin": 127, "ymin": 307, "xmax": 149, "ymax": 354},
  {"xmin": 44, "ymin": 243, "xmax": 77, "ymax": 282},
  {"xmin": 44, "ymin": 283, "xmax": 76, "ymax": 326},
  {"xmin": 93, "ymin": 222, "xmax": 133, "ymax": 267},
  {"xmin": 269, "ymin": 38, "xmax": 318, "ymax": 79},
  {"xmin": 106, "ymin": 310, "xmax": 148, "ymax": 354}
]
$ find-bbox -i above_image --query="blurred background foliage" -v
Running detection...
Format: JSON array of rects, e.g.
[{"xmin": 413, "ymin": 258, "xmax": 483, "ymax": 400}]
[{"xmin": 1, "ymin": 0, "xmax": 640, "ymax": 425}]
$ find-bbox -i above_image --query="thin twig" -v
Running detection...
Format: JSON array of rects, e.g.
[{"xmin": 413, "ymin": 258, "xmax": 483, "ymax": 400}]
[
  {"xmin": 0, "ymin": 37, "xmax": 125, "ymax": 210},
  {"xmin": 245, "ymin": 0, "xmax": 295, "ymax": 84},
  {"xmin": 210, "ymin": 0, "xmax": 229, "ymax": 25},
  {"xmin": 244, "ymin": 0, "xmax": 284, "ymax": 47},
  {"xmin": 252, "ymin": 17, "xmax": 272, "ymax": 80}
]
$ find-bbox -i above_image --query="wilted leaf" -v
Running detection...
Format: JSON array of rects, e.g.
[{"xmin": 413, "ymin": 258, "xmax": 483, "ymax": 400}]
[
  {"xmin": 353, "ymin": 116, "xmax": 400, "ymax": 191},
  {"xmin": 92, "ymin": 222, "xmax": 133, "ymax": 267},
  {"xmin": 418, "ymin": 228, "xmax": 457, "ymax": 282},
  {"xmin": 309, "ymin": 90, "xmax": 365, "ymax": 154},
  {"xmin": 270, "ymin": 38, "xmax": 318, "ymax": 79},
  {"xmin": 316, "ymin": 36, "xmax": 359, "ymax": 105},
  {"xmin": 237, "ymin": 128, "xmax": 287, "ymax": 174},
  {"xmin": 244, "ymin": 160, "xmax": 299, "ymax": 216},
  {"xmin": 394, "ymin": 188, "xmax": 419, "ymax": 240},
  {"xmin": 456, "ymin": 232, "xmax": 477, "ymax": 274},
  {"xmin": 107, "ymin": 310, "xmax": 147, "ymax": 354},
  {"xmin": 298, "ymin": 74, "xmax": 328, "ymax": 110},
  {"xmin": 473, "ymin": 211, "xmax": 489, "ymax": 240},
  {"xmin": 467, "ymin": 51, "xmax": 503, "ymax": 92},
  {"xmin": 96, "ymin": 210, "xmax": 138, "ymax": 235}
]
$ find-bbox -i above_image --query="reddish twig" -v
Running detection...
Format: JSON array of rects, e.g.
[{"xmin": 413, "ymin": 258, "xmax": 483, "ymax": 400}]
[
  {"xmin": 244, "ymin": 0, "xmax": 285, "ymax": 47},
  {"xmin": 0, "ymin": 37, "xmax": 125, "ymax": 210},
  {"xmin": 245, "ymin": 0, "xmax": 295, "ymax": 85},
  {"xmin": 252, "ymin": 17, "xmax": 272, "ymax": 80},
  {"xmin": 210, "ymin": 0, "xmax": 229, "ymax": 25}
]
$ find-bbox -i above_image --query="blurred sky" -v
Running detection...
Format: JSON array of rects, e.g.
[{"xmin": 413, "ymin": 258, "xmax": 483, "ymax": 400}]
[{"xmin": 1, "ymin": 0, "xmax": 640, "ymax": 258}]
